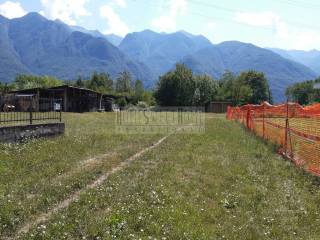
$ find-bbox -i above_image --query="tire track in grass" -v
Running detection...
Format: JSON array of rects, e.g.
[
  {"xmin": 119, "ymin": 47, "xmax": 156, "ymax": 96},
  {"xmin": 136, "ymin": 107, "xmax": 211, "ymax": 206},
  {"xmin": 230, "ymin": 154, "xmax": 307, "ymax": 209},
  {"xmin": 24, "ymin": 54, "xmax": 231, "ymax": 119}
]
[
  {"xmin": 18, "ymin": 145, "xmax": 133, "ymax": 205},
  {"xmin": 15, "ymin": 134, "xmax": 171, "ymax": 238},
  {"xmin": 49, "ymin": 142, "xmax": 136, "ymax": 186}
]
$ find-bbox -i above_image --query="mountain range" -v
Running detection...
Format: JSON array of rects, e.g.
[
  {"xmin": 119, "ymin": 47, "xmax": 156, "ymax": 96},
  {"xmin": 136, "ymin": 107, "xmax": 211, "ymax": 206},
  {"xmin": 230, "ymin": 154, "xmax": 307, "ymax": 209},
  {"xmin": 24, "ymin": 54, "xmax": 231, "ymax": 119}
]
[
  {"xmin": 69, "ymin": 25, "xmax": 123, "ymax": 46},
  {"xmin": 0, "ymin": 13, "xmax": 152, "ymax": 87},
  {"xmin": 268, "ymin": 48, "xmax": 320, "ymax": 75},
  {"xmin": 119, "ymin": 30, "xmax": 212, "ymax": 78},
  {"xmin": 118, "ymin": 30, "xmax": 317, "ymax": 102},
  {"xmin": 0, "ymin": 12, "xmax": 319, "ymax": 102},
  {"xmin": 181, "ymin": 42, "xmax": 317, "ymax": 102}
]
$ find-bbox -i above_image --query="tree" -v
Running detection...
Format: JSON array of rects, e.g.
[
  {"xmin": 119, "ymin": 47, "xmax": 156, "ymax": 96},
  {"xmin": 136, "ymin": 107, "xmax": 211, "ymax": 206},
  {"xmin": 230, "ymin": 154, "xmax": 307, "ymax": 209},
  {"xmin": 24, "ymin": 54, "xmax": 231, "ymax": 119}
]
[
  {"xmin": 116, "ymin": 97, "xmax": 127, "ymax": 108},
  {"xmin": 155, "ymin": 68, "xmax": 272, "ymax": 106},
  {"xmin": 15, "ymin": 74, "xmax": 62, "ymax": 90},
  {"xmin": 88, "ymin": 72, "xmax": 113, "ymax": 93},
  {"xmin": 75, "ymin": 76, "xmax": 85, "ymax": 88},
  {"xmin": 155, "ymin": 64, "xmax": 217, "ymax": 106},
  {"xmin": 155, "ymin": 64, "xmax": 195, "ymax": 106},
  {"xmin": 286, "ymin": 80, "xmax": 317, "ymax": 105},
  {"xmin": 133, "ymin": 80, "xmax": 144, "ymax": 103},
  {"xmin": 194, "ymin": 74, "xmax": 218, "ymax": 106},
  {"xmin": 216, "ymin": 71, "xmax": 252, "ymax": 106},
  {"xmin": 0, "ymin": 82, "xmax": 15, "ymax": 94},
  {"xmin": 116, "ymin": 71, "xmax": 133, "ymax": 93},
  {"xmin": 232, "ymin": 80, "xmax": 252, "ymax": 106},
  {"xmin": 192, "ymin": 88, "xmax": 201, "ymax": 106},
  {"xmin": 216, "ymin": 70, "xmax": 271, "ymax": 105},
  {"xmin": 141, "ymin": 91, "xmax": 156, "ymax": 106},
  {"xmin": 216, "ymin": 71, "xmax": 236, "ymax": 102},
  {"xmin": 238, "ymin": 71, "xmax": 271, "ymax": 104}
]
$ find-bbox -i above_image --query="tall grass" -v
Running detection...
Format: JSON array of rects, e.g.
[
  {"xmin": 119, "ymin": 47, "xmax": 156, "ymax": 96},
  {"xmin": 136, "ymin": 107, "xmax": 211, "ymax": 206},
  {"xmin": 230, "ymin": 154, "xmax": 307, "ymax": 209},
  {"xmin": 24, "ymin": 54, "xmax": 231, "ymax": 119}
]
[{"xmin": 3, "ymin": 114, "xmax": 319, "ymax": 239}]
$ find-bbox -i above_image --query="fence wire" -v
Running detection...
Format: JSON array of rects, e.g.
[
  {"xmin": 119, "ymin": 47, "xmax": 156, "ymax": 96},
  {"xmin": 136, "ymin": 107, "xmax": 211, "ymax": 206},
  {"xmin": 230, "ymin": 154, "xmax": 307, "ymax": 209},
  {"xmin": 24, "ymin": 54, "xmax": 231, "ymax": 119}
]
[
  {"xmin": 227, "ymin": 102, "xmax": 320, "ymax": 176},
  {"xmin": 0, "ymin": 95, "xmax": 62, "ymax": 126}
]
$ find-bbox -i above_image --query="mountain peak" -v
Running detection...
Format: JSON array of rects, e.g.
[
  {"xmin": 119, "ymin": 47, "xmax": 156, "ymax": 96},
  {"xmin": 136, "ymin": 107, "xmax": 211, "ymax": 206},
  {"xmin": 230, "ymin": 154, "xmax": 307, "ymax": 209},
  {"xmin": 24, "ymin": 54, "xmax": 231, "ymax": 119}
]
[
  {"xmin": 0, "ymin": 14, "xmax": 8, "ymax": 21},
  {"xmin": 141, "ymin": 29, "xmax": 157, "ymax": 34},
  {"xmin": 177, "ymin": 30, "xmax": 197, "ymax": 38},
  {"xmin": 218, "ymin": 40, "xmax": 250, "ymax": 45},
  {"xmin": 54, "ymin": 18, "xmax": 67, "ymax": 25},
  {"xmin": 217, "ymin": 41, "xmax": 256, "ymax": 49},
  {"xmin": 19, "ymin": 12, "xmax": 47, "ymax": 21},
  {"xmin": 0, "ymin": 13, "xmax": 153, "ymax": 85},
  {"xmin": 309, "ymin": 49, "xmax": 320, "ymax": 53},
  {"xmin": 176, "ymin": 30, "xmax": 212, "ymax": 45},
  {"xmin": 0, "ymin": 15, "xmax": 9, "ymax": 24}
]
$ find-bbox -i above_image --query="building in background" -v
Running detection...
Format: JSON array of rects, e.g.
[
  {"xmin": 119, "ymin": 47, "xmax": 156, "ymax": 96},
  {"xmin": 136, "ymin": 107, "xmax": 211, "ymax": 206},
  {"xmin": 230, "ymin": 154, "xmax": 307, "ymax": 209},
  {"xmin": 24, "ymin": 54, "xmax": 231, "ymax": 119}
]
[
  {"xmin": 9, "ymin": 85, "xmax": 119, "ymax": 112},
  {"xmin": 206, "ymin": 101, "xmax": 232, "ymax": 113}
]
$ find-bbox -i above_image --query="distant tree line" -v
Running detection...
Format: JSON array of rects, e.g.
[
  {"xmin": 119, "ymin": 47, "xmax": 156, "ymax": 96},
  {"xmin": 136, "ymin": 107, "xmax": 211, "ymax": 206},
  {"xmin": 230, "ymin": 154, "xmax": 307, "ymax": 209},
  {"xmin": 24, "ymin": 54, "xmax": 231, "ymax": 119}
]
[
  {"xmin": 72, "ymin": 71, "xmax": 155, "ymax": 106},
  {"xmin": 1, "ymin": 65, "xmax": 273, "ymax": 107},
  {"xmin": 155, "ymin": 64, "xmax": 272, "ymax": 107},
  {"xmin": 0, "ymin": 71, "xmax": 155, "ymax": 107},
  {"xmin": 286, "ymin": 78, "xmax": 320, "ymax": 105},
  {"xmin": 0, "ymin": 75, "xmax": 63, "ymax": 93},
  {"xmin": 0, "ymin": 82, "xmax": 15, "ymax": 94}
]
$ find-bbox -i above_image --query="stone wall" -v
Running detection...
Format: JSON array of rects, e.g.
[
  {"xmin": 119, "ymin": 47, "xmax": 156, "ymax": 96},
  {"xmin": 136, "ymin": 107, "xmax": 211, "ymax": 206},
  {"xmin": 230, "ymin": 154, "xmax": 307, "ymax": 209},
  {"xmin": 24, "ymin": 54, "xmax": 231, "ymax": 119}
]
[{"xmin": 0, "ymin": 123, "xmax": 65, "ymax": 143}]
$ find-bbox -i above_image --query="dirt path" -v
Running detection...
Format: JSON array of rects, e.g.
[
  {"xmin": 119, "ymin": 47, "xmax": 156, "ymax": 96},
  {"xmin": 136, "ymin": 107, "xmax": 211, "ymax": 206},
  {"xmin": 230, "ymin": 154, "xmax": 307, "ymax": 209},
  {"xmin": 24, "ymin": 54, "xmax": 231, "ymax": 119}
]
[
  {"xmin": 15, "ymin": 134, "xmax": 170, "ymax": 238},
  {"xmin": 23, "ymin": 145, "xmax": 130, "ymax": 203}
]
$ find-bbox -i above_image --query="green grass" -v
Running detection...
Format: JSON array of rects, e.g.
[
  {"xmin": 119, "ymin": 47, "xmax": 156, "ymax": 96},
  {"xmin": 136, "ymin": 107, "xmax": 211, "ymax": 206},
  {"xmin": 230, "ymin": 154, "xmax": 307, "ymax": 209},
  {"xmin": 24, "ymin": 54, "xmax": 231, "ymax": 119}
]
[
  {"xmin": 0, "ymin": 113, "xmax": 163, "ymax": 237},
  {"xmin": 1, "ymin": 113, "xmax": 320, "ymax": 239}
]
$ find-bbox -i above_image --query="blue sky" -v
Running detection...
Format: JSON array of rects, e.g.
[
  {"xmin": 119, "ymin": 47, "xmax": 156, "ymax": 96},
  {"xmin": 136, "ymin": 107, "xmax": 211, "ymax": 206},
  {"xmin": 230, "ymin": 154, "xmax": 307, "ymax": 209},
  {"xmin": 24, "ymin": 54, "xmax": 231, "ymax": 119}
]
[{"xmin": 0, "ymin": 0, "xmax": 319, "ymax": 50}]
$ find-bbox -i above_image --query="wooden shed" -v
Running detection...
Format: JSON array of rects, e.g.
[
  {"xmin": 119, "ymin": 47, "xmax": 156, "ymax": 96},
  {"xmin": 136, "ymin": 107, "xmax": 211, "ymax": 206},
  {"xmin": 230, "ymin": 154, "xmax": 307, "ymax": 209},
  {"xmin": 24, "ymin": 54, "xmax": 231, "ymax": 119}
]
[
  {"xmin": 10, "ymin": 86, "xmax": 107, "ymax": 112},
  {"xmin": 205, "ymin": 101, "xmax": 232, "ymax": 113},
  {"xmin": 47, "ymin": 85, "xmax": 102, "ymax": 112}
]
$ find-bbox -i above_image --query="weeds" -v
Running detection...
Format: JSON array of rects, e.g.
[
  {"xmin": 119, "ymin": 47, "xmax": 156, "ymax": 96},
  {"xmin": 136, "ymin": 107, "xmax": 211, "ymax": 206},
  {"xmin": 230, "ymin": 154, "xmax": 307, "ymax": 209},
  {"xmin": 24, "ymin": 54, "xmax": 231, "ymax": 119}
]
[{"xmin": 1, "ymin": 114, "xmax": 320, "ymax": 239}]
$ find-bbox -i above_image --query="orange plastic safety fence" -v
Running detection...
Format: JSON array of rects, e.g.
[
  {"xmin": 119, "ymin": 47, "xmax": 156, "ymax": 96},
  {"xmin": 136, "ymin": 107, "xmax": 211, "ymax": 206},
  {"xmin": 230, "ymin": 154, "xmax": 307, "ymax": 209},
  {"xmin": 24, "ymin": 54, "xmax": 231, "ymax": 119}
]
[{"xmin": 227, "ymin": 102, "xmax": 320, "ymax": 176}]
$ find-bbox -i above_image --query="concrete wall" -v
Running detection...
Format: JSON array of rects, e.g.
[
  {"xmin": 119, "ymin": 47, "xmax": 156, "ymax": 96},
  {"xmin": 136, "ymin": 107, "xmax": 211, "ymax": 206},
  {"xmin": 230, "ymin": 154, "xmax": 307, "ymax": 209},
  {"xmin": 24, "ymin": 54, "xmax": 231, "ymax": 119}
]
[{"xmin": 0, "ymin": 123, "xmax": 65, "ymax": 143}]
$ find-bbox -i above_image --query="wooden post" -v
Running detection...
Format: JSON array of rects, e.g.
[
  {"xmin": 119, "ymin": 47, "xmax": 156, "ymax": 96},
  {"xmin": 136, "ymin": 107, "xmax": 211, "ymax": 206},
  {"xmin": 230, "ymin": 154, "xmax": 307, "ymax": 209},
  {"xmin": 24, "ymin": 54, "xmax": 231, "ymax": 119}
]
[
  {"xmin": 29, "ymin": 96, "xmax": 33, "ymax": 125},
  {"xmin": 284, "ymin": 100, "xmax": 289, "ymax": 156},
  {"xmin": 262, "ymin": 104, "xmax": 265, "ymax": 139},
  {"xmin": 59, "ymin": 99, "xmax": 62, "ymax": 122},
  {"xmin": 64, "ymin": 88, "xmax": 67, "ymax": 112},
  {"xmin": 246, "ymin": 108, "xmax": 250, "ymax": 129},
  {"xmin": 178, "ymin": 108, "xmax": 183, "ymax": 125}
]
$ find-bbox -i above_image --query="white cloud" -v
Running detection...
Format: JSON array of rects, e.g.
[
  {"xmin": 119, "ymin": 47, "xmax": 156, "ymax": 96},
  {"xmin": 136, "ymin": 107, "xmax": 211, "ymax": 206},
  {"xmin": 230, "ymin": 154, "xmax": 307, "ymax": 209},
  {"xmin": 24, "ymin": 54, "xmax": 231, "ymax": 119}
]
[
  {"xmin": 202, "ymin": 21, "xmax": 216, "ymax": 36},
  {"xmin": 234, "ymin": 11, "xmax": 280, "ymax": 28},
  {"xmin": 112, "ymin": 0, "xmax": 126, "ymax": 8},
  {"xmin": 99, "ymin": 4, "xmax": 129, "ymax": 37},
  {"xmin": 40, "ymin": 0, "xmax": 91, "ymax": 25},
  {"xmin": 234, "ymin": 11, "xmax": 320, "ymax": 50},
  {"xmin": 0, "ymin": 1, "xmax": 27, "ymax": 19},
  {"xmin": 275, "ymin": 22, "xmax": 320, "ymax": 50},
  {"xmin": 38, "ymin": 10, "xmax": 45, "ymax": 16},
  {"xmin": 152, "ymin": 0, "xmax": 187, "ymax": 32},
  {"xmin": 196, "ymin": 21, "xmax": 216, "ymax": 42}
]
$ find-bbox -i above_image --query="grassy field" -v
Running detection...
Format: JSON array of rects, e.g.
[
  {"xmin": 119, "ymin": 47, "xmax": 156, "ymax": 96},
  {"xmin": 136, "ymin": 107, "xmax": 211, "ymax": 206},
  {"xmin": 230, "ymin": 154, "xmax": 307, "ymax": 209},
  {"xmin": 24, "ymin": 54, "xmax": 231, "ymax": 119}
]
[{"xmin": 1, "ymin": 113, "xmax": 320, "ymax": 239}]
